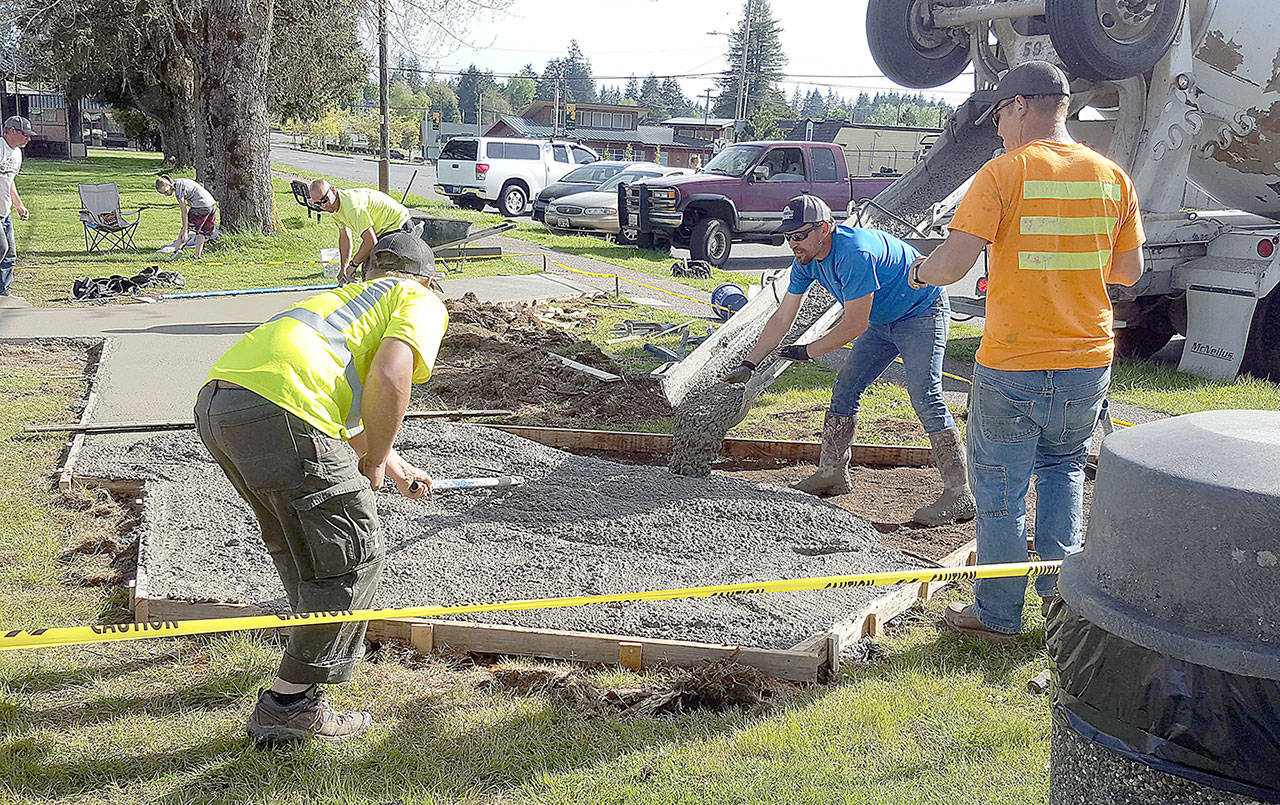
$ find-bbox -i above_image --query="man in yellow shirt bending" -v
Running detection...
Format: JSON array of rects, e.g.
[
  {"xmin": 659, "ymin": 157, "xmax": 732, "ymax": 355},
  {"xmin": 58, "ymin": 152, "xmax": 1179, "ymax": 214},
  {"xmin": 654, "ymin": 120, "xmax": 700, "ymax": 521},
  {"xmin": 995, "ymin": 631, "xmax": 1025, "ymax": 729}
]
[
  {"xmin": 194, "ymin": 232, "xmax": 446, "ymax": 743},
  {"xmin": 308, "ymin": 180, "xmax": 421, "ymax": 283},
  {"xmin": 908, "ymin": 61, "xmax": 1145, "ymax": 642}
]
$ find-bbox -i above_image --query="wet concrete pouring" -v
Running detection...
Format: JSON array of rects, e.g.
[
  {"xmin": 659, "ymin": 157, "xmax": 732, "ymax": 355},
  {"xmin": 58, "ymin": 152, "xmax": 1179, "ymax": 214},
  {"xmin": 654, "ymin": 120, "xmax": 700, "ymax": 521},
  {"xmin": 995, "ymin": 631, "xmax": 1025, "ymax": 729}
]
[{"xmin": 77, "ymin": 422, "xmax": 923, "ymax": 650}]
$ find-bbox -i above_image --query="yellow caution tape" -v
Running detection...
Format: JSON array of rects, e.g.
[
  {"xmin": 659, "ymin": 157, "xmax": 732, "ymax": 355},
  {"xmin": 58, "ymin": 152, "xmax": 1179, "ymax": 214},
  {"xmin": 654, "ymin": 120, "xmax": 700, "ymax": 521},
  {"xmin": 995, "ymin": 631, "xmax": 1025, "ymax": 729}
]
[{"xmin": 0, "ymin": 560, "xmax": 1060, "ymax": 652}]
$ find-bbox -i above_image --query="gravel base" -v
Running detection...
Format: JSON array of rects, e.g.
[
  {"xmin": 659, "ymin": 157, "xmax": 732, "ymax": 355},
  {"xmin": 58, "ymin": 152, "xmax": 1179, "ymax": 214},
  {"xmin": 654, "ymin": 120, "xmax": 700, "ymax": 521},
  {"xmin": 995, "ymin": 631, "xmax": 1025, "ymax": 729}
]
[
  {"xmin": 78, "ymin": 422, "xmax": 921, "ymax": 649},
  {"xmin": 1049, "ymin": 708, "xmax": 1267, "ymax": 805}
]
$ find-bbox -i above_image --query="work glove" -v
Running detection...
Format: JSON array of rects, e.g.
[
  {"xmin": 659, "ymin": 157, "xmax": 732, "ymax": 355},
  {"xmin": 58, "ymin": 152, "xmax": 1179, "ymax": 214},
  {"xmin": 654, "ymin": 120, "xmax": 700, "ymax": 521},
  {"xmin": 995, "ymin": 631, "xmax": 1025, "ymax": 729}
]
[
  {"xmin": 723, "ymin": 360, "xmax": 756, "ymax": 384},
  {"xmin": 779, "ymin": 343, "xmax": 811, "ymax": 362}
]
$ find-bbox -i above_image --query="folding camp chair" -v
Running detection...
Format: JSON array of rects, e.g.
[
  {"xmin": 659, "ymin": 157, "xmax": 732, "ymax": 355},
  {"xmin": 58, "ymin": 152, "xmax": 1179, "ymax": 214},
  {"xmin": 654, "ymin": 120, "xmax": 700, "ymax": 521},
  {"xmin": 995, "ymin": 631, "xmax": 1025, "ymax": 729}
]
[
  {"xmin": 78, "ymin": 183, "xmax": 143, "ymax": 252},
  {"xmin": 290, "ymin": 179, "xmax": 322, "ymax": 221}
]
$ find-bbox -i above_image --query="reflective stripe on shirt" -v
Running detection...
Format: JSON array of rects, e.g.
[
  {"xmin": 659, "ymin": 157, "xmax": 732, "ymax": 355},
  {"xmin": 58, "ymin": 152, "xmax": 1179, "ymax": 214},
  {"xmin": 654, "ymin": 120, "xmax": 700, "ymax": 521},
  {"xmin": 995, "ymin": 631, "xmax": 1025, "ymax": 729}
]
[{"xmin": 265, "ymin": 277, "xmax": 399, "ymax": 431}]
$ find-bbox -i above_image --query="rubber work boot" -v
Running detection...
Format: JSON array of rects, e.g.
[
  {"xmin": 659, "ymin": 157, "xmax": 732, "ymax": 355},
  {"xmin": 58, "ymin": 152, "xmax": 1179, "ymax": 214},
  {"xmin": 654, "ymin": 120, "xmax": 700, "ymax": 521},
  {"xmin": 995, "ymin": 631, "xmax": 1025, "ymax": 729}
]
[
  {"xmin": 792, "ymin": 412, "xmax": 857, "ymax": 496},
  {"xmin": 246, "ymin": 686, "xmax": 372, "ymax": 744},
  {"xmin": 912, "ymin": 427, "xmax": 977, "ymax": 526}
]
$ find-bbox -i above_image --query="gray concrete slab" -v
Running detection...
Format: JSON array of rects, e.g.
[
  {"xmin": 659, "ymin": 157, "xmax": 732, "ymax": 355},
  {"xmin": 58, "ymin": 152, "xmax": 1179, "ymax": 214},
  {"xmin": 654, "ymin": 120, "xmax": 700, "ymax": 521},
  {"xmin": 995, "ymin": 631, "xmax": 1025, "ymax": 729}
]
[{"xmin": 5, "ymin": 274, "xmax": 595, "ymax": 426}]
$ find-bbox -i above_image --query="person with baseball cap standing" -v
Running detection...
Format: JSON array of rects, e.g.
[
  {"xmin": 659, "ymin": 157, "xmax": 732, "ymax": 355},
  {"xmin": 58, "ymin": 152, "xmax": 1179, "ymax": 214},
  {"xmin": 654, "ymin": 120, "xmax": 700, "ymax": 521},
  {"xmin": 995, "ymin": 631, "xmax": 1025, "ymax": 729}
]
[
  {"xmin": 724, "ymin": 194, "xmax": 976, "ymax": 526},
  {"xmin": 0, "ymin": 116, "xmax": 33, "ymax": 299},
  {"xmin": 194, "ymin": 232, "xmax": 446, "ymax": 744},
  {"xmin": 908, "ymin": 60, "xmax": 1145, "ymax": 643}
]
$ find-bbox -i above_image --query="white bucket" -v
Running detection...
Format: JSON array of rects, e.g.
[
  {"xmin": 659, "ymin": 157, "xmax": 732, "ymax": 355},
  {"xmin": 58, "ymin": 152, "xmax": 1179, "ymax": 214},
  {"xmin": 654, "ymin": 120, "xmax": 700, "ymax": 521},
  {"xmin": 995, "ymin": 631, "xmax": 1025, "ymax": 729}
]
[{"xmin": 320, "ymin": 247, "xmax": 340, "ymax": 279}]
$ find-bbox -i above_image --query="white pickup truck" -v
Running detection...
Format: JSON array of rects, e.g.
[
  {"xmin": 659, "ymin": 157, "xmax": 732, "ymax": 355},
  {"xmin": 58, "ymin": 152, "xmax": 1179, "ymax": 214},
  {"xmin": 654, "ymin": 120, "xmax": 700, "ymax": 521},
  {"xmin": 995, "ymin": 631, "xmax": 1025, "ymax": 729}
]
[{"xmin": 434, "ymin": 136, "xmax": 599, "ymax": 217}]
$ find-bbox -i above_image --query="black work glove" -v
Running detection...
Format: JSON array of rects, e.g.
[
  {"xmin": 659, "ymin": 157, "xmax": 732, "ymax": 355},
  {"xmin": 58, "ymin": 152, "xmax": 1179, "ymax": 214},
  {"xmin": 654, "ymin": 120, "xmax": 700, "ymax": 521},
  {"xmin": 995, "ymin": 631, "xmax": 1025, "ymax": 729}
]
[
  {"xmin": 779, "ymin": 343, "xmax": 811, "ymax": 362},
  {"xmin": 723, "ymin": 360, "xmax": 756, "ymax": 384}
]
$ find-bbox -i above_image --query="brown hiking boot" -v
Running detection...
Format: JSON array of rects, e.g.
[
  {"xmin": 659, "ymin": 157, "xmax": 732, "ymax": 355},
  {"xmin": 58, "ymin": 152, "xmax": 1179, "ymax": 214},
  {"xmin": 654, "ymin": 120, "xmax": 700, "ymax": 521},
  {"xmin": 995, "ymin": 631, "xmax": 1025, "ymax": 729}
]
[
  {"xmin": 247, "ymin": 687, "xmax": 372, "ymax": 744},
  {"xmin": 792, "ymin": 412, "xmax": 857, "ymax": 496},
  {"xmin": 943, "ymin": 602, "xmax": 1019, "ymax": 644}
]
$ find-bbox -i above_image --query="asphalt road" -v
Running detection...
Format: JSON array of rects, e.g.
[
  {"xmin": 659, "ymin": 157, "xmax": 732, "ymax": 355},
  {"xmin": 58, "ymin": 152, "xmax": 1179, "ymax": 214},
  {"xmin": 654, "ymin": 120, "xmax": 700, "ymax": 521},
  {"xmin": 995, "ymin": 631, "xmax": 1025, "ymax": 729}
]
[{"xmin": 270, "ymin": 134, "xmax": 446, "ymax": 202}]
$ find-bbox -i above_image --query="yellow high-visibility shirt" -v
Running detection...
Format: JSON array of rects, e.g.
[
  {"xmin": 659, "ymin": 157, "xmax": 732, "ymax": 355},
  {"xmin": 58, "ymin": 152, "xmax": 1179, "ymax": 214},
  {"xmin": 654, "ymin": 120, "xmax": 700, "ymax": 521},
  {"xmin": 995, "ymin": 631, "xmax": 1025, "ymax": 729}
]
[
  {"xmin": 332, "ymin": 188, "xmax": 412, "ymax": 238},
  {"xmin": 207, "ymin": 278, "xmax": 447, "ymax": 439},
  {"xmin": 949, "ymin": 140, "xmax": 1145, "ymax": 371}
]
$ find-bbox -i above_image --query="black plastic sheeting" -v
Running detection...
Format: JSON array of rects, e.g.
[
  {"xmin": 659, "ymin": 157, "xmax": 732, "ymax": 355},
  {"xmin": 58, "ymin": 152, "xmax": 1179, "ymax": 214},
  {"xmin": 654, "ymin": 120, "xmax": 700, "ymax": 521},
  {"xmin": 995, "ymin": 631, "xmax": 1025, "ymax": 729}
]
[{"xmin": 1048, "ymin": 601, "xmax": 1280, "ymax": 802}]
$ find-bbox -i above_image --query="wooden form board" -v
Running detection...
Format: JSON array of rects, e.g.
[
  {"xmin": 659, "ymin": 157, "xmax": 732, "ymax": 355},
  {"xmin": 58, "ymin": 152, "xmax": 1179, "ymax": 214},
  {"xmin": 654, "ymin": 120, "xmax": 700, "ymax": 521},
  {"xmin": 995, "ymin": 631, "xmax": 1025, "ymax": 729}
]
[
  {"xmin": 55, "ymin": 339, "xmax": 112, "ymax": 492},
  {"xmin": 489, "ymin": 425, "xmax": 934, "ymax": 468}
]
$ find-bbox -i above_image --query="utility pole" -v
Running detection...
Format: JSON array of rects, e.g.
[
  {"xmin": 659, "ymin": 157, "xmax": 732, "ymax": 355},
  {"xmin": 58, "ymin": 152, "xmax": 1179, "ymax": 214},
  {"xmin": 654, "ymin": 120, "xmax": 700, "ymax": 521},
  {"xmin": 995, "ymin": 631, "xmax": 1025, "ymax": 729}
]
[
  {"xmin": 702, "ymin": 88, "xmax": 712, "ymax": 125},
  {"xmin": 553, "ymin": 77, "xmax": 561, "ymax": 137},
  {"xmin": 377, "ymin": 0, "xmax": 389, "ymax": 193},
  {"xmin": 736, "ymin": 0, "xmax": 752, "ymax": 123}
]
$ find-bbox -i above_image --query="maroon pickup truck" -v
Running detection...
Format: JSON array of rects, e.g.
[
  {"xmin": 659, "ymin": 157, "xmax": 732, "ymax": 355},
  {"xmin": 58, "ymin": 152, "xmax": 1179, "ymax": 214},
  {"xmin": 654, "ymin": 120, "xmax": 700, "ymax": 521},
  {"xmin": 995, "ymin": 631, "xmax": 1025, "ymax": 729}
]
[{"xmin": 620, "ymin": 141, "xmax": 895, "ymax": 266}]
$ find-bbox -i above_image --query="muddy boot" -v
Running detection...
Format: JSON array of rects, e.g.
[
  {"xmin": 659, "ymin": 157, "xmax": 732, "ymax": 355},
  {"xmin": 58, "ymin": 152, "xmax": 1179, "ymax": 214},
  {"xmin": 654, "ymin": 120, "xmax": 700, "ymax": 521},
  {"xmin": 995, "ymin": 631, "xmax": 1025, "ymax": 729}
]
[
  {"xmin": 792, "ymin": 413, "xmax": 857, "ymax": 496},
  {"xmin": 247, "ymin": 686, "xmax": 372, "ymax": 744},
  {"xmin": 912, "ymin": 427, "xmax": 977, "ymax": 526}
]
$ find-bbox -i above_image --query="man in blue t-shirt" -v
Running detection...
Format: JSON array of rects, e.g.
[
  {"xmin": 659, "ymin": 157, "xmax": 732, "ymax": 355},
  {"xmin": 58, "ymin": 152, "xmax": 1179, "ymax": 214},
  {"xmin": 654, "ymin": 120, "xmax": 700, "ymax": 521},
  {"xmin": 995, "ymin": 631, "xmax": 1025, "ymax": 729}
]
[{"xmin": 724, "ymin": 195, "xmax": 974, "ymax": 525}]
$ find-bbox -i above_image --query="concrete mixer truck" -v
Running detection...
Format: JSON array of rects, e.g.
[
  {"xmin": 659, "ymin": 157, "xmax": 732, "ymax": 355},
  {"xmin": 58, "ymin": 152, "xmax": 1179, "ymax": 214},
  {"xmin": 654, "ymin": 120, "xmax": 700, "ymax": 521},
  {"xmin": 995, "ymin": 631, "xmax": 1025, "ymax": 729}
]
[{"xmin": 862, "ymin": 0, "xmax": 1280, "ymax": 381}]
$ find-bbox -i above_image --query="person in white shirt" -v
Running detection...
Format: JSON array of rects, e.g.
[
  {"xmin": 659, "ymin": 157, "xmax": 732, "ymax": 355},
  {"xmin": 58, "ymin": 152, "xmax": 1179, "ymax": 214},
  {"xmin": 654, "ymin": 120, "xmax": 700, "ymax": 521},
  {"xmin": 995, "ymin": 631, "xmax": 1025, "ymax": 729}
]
[
  {"xmin": 0, "ymin": 116, "xmax": 32, "ymax": 298},
  {"xmin": 155, "ymin": 174, "xmax": 218, "ymax": 259}
]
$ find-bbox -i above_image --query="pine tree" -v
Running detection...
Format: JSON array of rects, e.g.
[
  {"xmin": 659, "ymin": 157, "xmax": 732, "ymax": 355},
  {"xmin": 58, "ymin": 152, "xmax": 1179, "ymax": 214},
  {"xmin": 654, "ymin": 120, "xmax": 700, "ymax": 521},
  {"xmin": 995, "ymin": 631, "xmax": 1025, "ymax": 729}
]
[
  {"xmin": 624, "ymin": 75, "xmax": 640, "ymax": 102},
  {"xmin": 712, "ymin": 0, "xmax": 788, "ymax": 125},
  {"xmin": 562, "ymin": 40, "xmax": 597, "ymax": 102},
  {"xmin": 801, "ymin": 89, "xmax": 825, "ymax": 120},
  {"xmin": 789, "ymin": 86, "xmax": 803, "ymax": 115},
  {"xmin": 660, "ymin": 77, "xmax": 687, "ymax": 119},
  {"xmin": 638, "ymin": 74, "xmax": 666, "ymax": 122}
]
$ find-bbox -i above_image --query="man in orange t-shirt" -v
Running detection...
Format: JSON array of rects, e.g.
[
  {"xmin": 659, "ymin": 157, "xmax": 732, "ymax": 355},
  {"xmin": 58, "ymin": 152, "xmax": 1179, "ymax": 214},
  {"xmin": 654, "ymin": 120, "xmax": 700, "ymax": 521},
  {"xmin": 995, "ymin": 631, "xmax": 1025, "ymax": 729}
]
[{"xmin": 908, "ymin": 61, "xmax": 1145, "ymax": 642}]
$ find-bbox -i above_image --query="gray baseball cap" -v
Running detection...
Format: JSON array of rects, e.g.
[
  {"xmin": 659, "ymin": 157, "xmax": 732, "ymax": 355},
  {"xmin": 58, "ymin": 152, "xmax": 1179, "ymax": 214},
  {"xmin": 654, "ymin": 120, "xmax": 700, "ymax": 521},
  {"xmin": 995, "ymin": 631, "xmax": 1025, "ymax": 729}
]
[
  {"xmin": 777, "ymin": 194, "xmax": 834, "ymax": 234},
  {"xmin": 3, "ymin": 116, "xmax": 34, "ymax": 137},
  {"xmin": 368, "ymin": 231, "xmax": 439, "ymax": 279},
  {"xmin": 975, "ymin": 60, "xmax": 1072, "ymax": 125}
]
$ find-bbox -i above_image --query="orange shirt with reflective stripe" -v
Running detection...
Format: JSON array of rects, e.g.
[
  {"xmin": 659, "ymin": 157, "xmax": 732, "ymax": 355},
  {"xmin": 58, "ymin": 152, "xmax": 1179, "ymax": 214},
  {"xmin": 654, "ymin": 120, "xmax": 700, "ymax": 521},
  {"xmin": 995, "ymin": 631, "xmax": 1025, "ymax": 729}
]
[{"xmin": 949, "ymin": 139, "xmax": 1145, "ymax": 371}]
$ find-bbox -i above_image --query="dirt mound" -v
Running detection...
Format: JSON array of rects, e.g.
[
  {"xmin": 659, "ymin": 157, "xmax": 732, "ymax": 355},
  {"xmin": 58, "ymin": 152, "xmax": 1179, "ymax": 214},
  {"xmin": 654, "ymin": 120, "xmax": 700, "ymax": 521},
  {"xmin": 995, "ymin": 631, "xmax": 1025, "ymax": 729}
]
[{"xmin": 415, "ymin": 293, "xmax": 672, "ymax": 427}]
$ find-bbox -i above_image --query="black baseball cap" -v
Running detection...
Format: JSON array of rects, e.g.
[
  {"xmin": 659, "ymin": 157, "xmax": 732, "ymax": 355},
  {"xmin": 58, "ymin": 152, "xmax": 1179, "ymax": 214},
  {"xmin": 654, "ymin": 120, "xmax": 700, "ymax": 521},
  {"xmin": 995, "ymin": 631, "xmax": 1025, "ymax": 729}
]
[
  {"xmin": 369, "ymin": 231, "xmax": 438, "ymax": 279},
  {"xmin": 975, "ymin": 60, "xmax": 1071, "ymax": 125},
  {"xmin": 777, "ymin": 194, "xmax": 834, "ymax": 234}
]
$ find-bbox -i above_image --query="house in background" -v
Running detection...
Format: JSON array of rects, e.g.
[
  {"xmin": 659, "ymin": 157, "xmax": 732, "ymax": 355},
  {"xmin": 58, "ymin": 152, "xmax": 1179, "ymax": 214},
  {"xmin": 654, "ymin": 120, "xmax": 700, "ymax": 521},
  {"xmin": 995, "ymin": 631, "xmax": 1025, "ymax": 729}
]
[
  {"xmin": 2, "ymin": 76, "xmax": 130, "ymax": 158},
  {"xmin": 779, "ymin": 119, "xmax": 942, "ymax": 179},
  {"xmin": 484, "ymin": 101, "xmax": 714, "ymax": 168}
]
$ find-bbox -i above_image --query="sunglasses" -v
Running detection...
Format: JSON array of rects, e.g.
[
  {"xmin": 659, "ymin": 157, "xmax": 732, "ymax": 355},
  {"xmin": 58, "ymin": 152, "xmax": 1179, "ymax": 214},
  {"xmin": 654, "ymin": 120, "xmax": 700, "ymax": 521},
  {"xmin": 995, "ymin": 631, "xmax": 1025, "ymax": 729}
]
[
  {"xmin": 785, "ymin": 224, "xmax": 822, "ymax": 243},
  {"xmin": 309, "ymin": 189, "xmax": 335, "ymax": 207},
  {"xmin": 991, "ymin": 94, "xmax": 1057, "ymax": 127}
]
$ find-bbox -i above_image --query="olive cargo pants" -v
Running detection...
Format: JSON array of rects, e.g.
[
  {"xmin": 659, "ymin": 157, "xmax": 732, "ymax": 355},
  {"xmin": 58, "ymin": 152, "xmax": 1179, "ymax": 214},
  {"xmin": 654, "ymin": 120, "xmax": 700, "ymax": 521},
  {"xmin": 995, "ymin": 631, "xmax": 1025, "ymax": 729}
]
[{"xmin": 194, "ymin": 380, "xmax": 385, "ymax": 684}]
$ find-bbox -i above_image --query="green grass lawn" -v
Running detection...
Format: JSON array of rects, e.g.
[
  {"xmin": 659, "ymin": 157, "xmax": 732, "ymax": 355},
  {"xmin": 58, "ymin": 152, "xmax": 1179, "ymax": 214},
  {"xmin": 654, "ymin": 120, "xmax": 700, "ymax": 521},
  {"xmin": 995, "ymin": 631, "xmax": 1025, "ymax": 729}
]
[
  {"xmin": 12, "ymin": 150, "xmax": 536, "ymax": 305},
  {"xmin": 0, "ymin": 341, "xmax": 1054, "ymax": 804}
]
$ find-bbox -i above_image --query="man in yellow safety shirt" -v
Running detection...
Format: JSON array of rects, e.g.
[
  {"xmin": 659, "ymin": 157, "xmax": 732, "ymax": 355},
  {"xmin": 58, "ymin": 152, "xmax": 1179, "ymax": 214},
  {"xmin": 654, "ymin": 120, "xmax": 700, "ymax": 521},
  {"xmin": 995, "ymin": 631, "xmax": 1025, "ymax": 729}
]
[
  {"xmin": 194, "ymin": 231, "xmax": 446, "ymax": 744},
  {"xmin": 308, "ymin": 179, "xmax": 421, "ymax": 283}
]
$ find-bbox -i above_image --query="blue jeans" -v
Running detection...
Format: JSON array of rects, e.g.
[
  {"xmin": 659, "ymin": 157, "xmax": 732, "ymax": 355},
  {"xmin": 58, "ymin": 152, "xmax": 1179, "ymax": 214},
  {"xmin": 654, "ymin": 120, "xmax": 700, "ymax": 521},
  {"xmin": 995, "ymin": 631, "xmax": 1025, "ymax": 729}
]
[
  {"xmin": 968, "ymin": 362, "xmax": 1110, "ymax": 633},
  {"xmin": 829, "ymin": 293, "xmax": 954, "ymax": 434},
  {"xmin": 0, "ymin": 215, "xmax": 13, "ymax": 295}
]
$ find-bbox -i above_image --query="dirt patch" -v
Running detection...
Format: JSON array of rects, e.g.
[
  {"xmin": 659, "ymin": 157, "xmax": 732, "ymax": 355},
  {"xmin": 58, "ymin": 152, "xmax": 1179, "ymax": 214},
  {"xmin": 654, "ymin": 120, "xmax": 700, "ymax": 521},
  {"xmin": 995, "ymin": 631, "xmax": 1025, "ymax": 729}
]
[
  {"xmin": 721, "ymin": 463, "xmax": 1094, "ymax": 562},
  {"xmin": 483, "ymin": 658, "xmax": 795, "ymax": 716},
  {"xmin": 56, "ymin": 487, "xmax": 140, "ymax": 586},
  {"xmin": 414, "ymin": 293, "xmax": 672, "ymax": 427}
]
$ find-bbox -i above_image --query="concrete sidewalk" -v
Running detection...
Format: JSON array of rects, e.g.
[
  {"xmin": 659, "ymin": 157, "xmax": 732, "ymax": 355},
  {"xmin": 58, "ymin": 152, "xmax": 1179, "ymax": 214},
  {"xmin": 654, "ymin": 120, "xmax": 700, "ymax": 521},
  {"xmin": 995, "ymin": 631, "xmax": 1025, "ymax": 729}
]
[{"xmin": 2, "ymin": 273, "xmax": 593, "ymax": 425}]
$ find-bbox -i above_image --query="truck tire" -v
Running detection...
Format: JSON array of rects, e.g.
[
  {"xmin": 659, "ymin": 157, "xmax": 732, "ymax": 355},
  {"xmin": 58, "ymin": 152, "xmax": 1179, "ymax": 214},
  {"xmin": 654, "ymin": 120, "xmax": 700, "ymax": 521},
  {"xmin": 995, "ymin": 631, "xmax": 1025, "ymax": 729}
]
[
  {"xmin": 1046, "ymin": 0, "xmax": 1186, "ymax": 81},
  {"xmin": 867, "ymin": 0, "xmax": 971, "ymax": 89},
  {"xmin": 498, "ymin": 183, "xmax": 528, "ymax": 217},
  {"xmin": 617, "ymin": 227, "xmax": 639, "ymax": 246},
  {"xmin": 634, "ymin": 231, "xmax": 656, "ymax": 250},
  {"xmin": 1115, "ymin": 319, "xmax": 1175, "ymax": 360},
  {"xmin": 1241, "ymin": 291, "xmax": 1280, "ymax": 381},
  {"xmin": 690, "ymin": 217, "xmax": 732, "ymax": 267}
]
